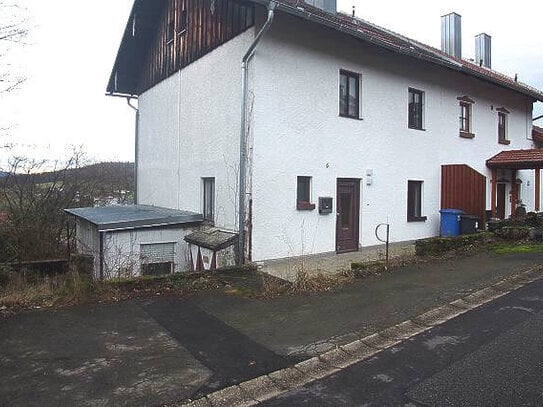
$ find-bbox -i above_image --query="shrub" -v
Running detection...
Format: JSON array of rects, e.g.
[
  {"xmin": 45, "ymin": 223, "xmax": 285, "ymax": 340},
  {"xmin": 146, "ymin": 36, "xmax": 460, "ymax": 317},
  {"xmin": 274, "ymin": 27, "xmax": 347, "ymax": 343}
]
[{"xmin": 415, "ymin": 233, "xmax": 491, "ymax": 256}]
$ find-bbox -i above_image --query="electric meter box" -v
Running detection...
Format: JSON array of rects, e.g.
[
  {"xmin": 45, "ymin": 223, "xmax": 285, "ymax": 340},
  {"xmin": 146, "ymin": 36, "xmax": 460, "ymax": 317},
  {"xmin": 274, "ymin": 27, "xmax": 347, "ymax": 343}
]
[{"xmin": 319, "ymin": 197, "xmax": 333, "ymax": 214}]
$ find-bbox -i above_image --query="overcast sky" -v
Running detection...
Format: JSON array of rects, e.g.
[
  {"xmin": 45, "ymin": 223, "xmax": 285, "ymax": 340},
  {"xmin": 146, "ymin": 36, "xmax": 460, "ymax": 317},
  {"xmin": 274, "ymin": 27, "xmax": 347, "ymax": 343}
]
[{"xmin": 1, "ymin": 0, "xmax": 541, "ymax": 167}]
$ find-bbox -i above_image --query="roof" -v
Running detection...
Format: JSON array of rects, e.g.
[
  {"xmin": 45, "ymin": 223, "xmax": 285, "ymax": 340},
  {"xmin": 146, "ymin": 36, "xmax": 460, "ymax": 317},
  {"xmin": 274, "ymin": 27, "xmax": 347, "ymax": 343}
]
[
  {"xmin": 108, "ymin": 0, "xmax": 543, "ymax": 102},
  {"xmin": 65, "ymin": 205, "xmax": 203, "ymax": 232},
  {"xmin": 486, "ymin": 149, "xmax": 543, "ymax": 170},
  {"xmin": 184, "ymin": 227, "xmax": 238, "ymax": 251}
]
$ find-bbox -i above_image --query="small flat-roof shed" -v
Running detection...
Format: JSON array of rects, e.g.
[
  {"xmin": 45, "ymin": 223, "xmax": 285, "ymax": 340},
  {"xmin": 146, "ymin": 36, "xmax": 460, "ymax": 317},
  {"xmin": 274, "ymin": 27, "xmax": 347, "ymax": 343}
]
[{"xmin": 65, "ymin": 205, "xmax": 203, "ymax": 279}]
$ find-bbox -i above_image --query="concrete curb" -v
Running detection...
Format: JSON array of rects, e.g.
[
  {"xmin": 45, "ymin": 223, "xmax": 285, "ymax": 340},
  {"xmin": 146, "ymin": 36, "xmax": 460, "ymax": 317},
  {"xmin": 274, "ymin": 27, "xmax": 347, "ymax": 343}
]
[{"xmin": 179, "ymin": 266, "xmax": 543, "ymax": 407}]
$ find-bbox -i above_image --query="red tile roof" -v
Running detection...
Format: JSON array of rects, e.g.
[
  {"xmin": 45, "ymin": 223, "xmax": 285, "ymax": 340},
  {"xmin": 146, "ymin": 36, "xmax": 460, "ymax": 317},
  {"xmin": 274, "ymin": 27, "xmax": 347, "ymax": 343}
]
[
  {"xmin": 486, "ymin": 149, "xmax": 543, "ymax": 169},
  {"xmin": 255, "ymin": 0, "xmax": 543, "ymax": 102}
]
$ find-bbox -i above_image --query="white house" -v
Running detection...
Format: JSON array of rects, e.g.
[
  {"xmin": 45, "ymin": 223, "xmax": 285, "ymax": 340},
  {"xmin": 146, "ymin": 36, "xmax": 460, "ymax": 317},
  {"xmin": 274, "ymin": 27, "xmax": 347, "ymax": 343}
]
[{"xmin": 73, "ymin": 0, "xmax": 543, "ymax": 278}]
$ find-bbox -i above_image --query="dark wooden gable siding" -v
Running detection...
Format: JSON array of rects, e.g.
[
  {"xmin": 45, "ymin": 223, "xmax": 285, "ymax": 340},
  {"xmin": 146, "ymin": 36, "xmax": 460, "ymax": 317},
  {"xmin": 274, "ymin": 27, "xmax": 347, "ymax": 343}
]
[{"xmin": 138, "ymin": 0, "xmax": 255, "ymax": 93}]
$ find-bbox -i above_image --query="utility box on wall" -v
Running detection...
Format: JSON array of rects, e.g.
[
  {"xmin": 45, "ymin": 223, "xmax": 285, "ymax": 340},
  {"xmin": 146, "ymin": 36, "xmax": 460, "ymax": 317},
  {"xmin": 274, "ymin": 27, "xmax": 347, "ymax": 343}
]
[{"xmin": 319, "ymin": 197, "xmax": 333, "ymax": 214}]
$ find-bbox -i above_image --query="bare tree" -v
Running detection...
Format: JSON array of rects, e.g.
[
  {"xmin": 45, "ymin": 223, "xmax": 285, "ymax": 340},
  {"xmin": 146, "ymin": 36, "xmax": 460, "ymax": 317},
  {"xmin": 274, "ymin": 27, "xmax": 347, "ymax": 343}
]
[
  {"xmin": 0, "ymin": 0, "xmax": 28, "ymax": 94},
  {"xmin": 0, "ymin": 149, "xmax": 93, "ymax": 262},
  {"xmin": 0, "ymin": 148, "xmax": 135, "ymax": 263}
]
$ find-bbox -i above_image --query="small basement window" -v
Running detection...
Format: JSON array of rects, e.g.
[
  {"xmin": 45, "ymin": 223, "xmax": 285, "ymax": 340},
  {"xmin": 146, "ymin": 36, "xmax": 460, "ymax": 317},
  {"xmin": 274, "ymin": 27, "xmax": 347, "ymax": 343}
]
[
  {"xmin": 297, "ymin": 176, "xmax": 315, "ymax": 210},
  {"xmin": 140, "ymin": 242, "xmax": 176, "ymax": 276}
]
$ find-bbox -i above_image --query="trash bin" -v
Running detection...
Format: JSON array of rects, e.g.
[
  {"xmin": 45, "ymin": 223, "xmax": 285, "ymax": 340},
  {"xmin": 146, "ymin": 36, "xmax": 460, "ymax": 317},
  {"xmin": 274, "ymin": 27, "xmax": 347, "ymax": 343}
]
[
  {"xmin": 440, "ymin": 209, "xmax": 465, "ymax": 237},
  {"xmin": 460, "ymin": 214, "xmax": 480, "ymax": 235}
]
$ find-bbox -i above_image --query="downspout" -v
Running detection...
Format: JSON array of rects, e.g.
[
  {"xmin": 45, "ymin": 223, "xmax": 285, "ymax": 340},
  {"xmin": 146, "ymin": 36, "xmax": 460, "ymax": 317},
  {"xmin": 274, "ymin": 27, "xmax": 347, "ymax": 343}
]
[
  {"xmin": 127, "ymin": 97, "xmax": 139, "ymax": 205},
  {"xmin": 238, "ymin": 1, "xmax": 277, "ymax": 265}
]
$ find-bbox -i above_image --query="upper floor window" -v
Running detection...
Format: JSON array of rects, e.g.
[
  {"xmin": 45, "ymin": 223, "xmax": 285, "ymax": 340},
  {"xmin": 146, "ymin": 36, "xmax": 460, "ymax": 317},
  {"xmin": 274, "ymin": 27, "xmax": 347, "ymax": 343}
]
[
  {"xmin": 408, "ymin": 88, "xmax": 424, "ymax": 130},
  {"xmin": 407, "ymin": 180, "xmax": 427, "ymax": 222},
  {"xmin": 297, "ymin": 176, "xmax": 315, "ymax": 210},
  {"xmin": 497, "ymin": 108, "xmax": 510, "ymax": 145},
  {"xmin": 203, "ymin": 177, "xmax": 215, "ymax": 222},
  {"xmin": 458, "ymin": 96, "xmax": 475, "ymax": 138},
  {"xmin": 339, "ymin": 70, "xmax": 360, "ymax": 119}
]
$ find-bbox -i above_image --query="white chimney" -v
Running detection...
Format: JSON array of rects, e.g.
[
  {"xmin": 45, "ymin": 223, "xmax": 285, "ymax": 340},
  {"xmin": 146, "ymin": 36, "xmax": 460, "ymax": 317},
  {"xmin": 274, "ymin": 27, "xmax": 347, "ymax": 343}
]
[
  {"xmin": 305, "ymin": 0, "xmax": 336, "ymax": 14},
  {"xmin": 441, "ymin": 12, "xmax": 462, "ymax": 58}
]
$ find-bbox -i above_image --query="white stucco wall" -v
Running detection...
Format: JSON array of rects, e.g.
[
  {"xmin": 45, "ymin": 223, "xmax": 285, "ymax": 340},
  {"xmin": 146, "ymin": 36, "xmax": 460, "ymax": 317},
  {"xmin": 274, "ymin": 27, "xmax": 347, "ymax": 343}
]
[
  {"xmin": 137, "ymin": 29, "xmax": 255, "ymax": 231},
  {"xmin": 249, "ymin": 11, "xmax": 537, "ymax": 262},
  {"xmin": 102, "ymin": 226, "xmax": 194, "ymax": 279}
]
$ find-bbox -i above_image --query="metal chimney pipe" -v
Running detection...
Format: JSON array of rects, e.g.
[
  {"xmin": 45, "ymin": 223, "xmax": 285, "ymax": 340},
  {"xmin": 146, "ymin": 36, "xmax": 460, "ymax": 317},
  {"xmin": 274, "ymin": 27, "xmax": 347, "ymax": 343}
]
[
  {"xmin": 475, "ymin": 33, "xmax": 491, "ymax": 69},
  {"xmin": 441, "ymin": 12, "xmax": 462, "ymax": 59}
]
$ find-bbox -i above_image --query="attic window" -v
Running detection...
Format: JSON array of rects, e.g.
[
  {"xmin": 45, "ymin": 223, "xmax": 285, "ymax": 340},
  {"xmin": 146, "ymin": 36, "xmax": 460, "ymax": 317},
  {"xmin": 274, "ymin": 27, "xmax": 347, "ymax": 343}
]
[{"xmin": 166, "ymin": 16, "xmax": 175, "ymax": 45}]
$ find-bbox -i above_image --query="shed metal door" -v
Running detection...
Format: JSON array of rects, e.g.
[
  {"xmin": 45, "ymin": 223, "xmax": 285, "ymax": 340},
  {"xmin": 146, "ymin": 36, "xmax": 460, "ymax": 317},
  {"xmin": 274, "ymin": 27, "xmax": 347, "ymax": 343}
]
[{"xmin": 140, "ymin": 243, "xmax": 175, "ymax": 264}]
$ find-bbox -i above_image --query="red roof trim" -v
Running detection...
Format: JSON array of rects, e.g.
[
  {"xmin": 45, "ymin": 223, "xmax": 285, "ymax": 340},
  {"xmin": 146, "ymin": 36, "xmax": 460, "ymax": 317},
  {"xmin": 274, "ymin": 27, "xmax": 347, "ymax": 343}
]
[{"xmin": 486, "ymin": 149, "xmax": 543, "ymax": 169}]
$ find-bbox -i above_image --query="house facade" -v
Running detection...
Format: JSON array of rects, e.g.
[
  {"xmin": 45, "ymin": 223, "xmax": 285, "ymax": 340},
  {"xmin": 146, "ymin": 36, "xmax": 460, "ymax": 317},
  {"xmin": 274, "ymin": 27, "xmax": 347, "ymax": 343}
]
[{"xmin": 104, "ymin": 0, "xmax": 543, "ymax": 274}]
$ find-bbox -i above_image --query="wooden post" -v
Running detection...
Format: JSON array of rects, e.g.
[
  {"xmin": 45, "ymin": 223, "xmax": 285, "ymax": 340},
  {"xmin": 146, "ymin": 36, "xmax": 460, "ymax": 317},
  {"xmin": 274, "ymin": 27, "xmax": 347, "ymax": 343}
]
[
  {"xmin": 491, "ymin": 168, "xmax": 497, "ymax": 218},
  {"xmin": 536, "ymin": 168, "xmax": 541, "ymax": 212},
  {"xmin": 511, "ymin": 170, "xmax": 518, "ymax": 216}
]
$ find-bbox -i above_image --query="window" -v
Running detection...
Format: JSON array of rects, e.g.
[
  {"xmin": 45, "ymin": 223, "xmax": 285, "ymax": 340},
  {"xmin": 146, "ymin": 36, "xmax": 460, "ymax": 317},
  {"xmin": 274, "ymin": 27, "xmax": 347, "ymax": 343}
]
[
  {"xmin": 166, "ymin": 14, "xmax": 175, "ymax": 45},
  {"xmin": 203, "ymin": 178, "xmax": 215, "ymax": 221},
  {"xmin": 408, "ymin": 88, "xmax": 424, "ymax": 130},
  {"xmin": 498, "ymin": 110, "xmax": 509, "ymax": 144},
  {"xmin": 140, "ymin": 243, "xmax": 175, "ymax": 276},
  {"xmin": 339, "ymin": 70, "xmax": 360, "ymax": 119},
  {"xmin": 407, "ymin": 180, "xmax": 426, "ymax": 222},
  {"xmin": 297, "ymin": 176, "xmax": 315, "ymax": 210},
  {"xmin": 459, "ymin": 102, "xmax": 473, "ymax": 137}
]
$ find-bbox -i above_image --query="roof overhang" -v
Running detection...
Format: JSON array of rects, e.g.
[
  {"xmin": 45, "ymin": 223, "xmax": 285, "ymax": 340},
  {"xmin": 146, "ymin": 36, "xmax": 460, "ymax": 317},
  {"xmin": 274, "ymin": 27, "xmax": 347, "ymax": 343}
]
[
  {"xmin": 107, "ymin": 0, "xmax": 543, "ymax": 102},
  {"xmin": 65, "ymin": 205, "xmax": 203, "ymax": 232},
  {"xmin": 106, "ymin": 0, "xmax": 166, "ymax": 96},
  {"xmin": 486, "ymin": 149, "xmax": 543, "ymax": 170}
]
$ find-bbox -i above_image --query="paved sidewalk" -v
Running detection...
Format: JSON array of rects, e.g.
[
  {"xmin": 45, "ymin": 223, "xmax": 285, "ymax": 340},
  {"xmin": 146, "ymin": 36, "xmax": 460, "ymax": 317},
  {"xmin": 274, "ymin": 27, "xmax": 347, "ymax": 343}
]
[{"xmin": 1, "ymin": 251, "xmax": 542, "ymax": 406}]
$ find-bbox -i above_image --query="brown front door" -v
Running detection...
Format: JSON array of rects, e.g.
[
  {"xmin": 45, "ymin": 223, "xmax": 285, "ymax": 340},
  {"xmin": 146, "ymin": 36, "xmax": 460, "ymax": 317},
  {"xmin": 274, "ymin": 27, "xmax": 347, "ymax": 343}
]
[
  {"xmin": 497, "ymin": 183, "xmax": 506, "ymax": 220},
  {"xmin": 336, "ymin": 179, "xmax": 360, "ymax": 253}
]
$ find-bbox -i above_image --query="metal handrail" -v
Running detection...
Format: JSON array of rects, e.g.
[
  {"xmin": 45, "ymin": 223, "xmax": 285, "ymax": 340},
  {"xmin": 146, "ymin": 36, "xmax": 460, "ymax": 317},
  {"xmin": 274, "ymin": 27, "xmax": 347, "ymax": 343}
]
[{"xmin": 375, "ymin": 223, "xmax": 390, "ymax": 269}]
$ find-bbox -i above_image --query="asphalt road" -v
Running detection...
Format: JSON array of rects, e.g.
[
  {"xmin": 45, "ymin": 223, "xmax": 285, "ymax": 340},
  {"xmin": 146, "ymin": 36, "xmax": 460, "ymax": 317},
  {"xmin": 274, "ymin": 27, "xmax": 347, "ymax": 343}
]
[{"xmin": 262, "ymin": 277, "xmax": 543, "ymax": 406}]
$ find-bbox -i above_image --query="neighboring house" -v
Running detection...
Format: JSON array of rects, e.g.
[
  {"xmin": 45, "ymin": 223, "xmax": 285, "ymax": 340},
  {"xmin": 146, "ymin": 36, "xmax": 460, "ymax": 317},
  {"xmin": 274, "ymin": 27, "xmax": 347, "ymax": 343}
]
[{"xmin": 72, "ymin": 0, "xmax": 543, "ymax": 278}]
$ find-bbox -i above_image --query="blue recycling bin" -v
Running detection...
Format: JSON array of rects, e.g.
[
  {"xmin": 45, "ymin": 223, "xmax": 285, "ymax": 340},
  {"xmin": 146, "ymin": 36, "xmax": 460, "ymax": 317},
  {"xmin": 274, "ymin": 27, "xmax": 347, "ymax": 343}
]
[{"xmin": 440, "ymin": 209, "xmax": 465, "ymax": 237}]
